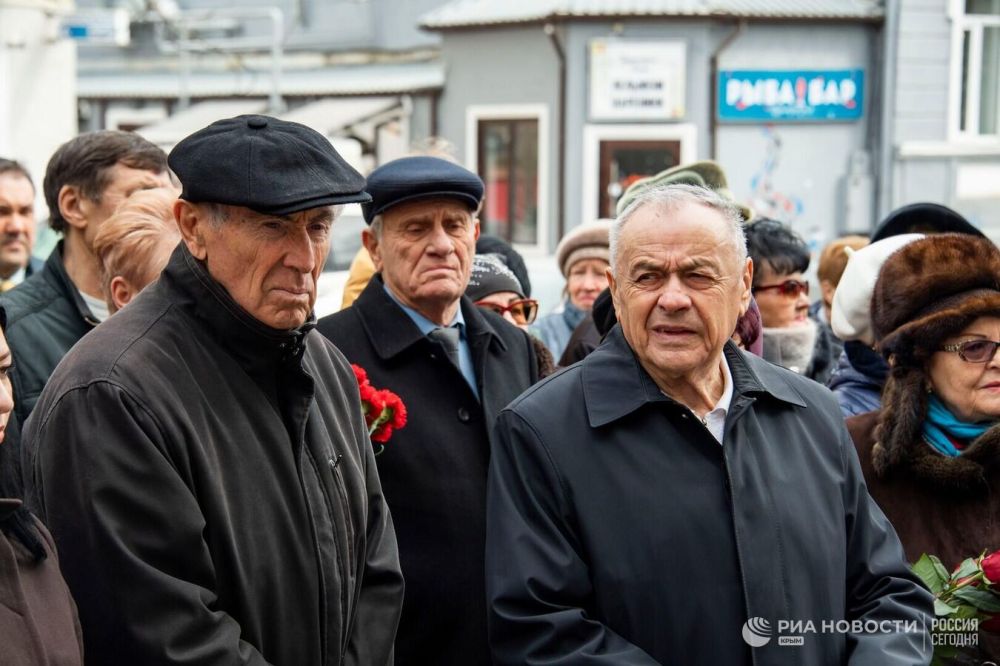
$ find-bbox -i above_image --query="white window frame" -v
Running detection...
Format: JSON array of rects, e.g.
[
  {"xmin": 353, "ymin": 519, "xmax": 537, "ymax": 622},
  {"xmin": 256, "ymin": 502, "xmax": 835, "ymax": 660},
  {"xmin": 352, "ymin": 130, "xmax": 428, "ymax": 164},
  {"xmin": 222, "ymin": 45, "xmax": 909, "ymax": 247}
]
[
  {"xmin": 947, "ymin": 0, "xmax": 1000, "ymax": 141},
  {"xmin": 581, "ymin": 122, "xmax": 698, "ymax": 225},
  {"xmin": 465, "ymin": 104, "xmax": 550, "ymax": 252}
]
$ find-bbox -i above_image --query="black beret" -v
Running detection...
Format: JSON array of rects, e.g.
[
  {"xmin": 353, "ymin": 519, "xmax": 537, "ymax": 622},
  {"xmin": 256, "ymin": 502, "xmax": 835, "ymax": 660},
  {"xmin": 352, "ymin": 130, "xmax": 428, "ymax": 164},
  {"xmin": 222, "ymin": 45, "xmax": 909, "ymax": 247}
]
[
  {"xmin": 362, "ymin": 156, "xmax": 483, "ymax": 224},
  {"xmin": 870, "ymin": 202, "xmax": 984, "ymax": 242},
  {"xmin": 168, "ymin": 115, "xmax": 371, "ymax": 215}
]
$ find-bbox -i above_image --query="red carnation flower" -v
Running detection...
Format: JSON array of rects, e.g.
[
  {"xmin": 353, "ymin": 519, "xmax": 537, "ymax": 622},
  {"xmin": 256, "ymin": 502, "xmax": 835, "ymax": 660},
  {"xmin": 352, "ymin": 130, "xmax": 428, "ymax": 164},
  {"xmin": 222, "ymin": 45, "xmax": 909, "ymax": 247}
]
[{"xmin": 349, "ymin": 365, "xmax": 408, "ymax": 454}]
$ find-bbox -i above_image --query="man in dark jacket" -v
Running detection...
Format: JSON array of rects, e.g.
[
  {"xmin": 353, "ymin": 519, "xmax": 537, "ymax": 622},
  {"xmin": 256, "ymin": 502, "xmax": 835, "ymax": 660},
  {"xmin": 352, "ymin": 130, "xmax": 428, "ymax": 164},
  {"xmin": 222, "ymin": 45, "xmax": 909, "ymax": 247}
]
[
  {"xmin": 487, "ymin": 183, "xmax": 933, "ymax": 665},
  {"xmin": 0, "ymin": 132, "xmax": 171, "ymax": 496},
  {"xmin": 318, "ymin": 156, "xmax": 539, "ymax": 665},
  {"xmin": 23, "ymin": 115, "xmax": 404, "ymax": 665},
  {"xmin": 0, "ymin": 158, "xmax": 42, "ymax": 290}
]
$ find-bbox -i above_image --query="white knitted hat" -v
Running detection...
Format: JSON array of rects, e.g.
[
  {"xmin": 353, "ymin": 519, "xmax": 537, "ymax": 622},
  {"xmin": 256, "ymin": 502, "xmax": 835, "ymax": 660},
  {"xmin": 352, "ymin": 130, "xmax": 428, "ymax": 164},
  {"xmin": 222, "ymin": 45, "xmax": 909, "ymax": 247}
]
[{"xmin": 830, "ymin": 233, "xmax": 924, "ymax": 345}]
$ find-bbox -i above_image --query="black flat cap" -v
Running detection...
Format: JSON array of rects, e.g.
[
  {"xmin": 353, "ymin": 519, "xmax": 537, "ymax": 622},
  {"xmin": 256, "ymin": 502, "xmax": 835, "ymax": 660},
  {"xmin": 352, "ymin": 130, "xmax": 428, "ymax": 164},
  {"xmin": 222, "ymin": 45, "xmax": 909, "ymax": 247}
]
[
  {"xmin": 870, "ymin": 202, "xmax": 984, "ymax": 242},
  {"xmin": 168, "ymin": 114, "xmax": 371, "ymax": 215},
  {"xmin": 362, "ymin": 156, "xmax": 483, "ymax": 224}
]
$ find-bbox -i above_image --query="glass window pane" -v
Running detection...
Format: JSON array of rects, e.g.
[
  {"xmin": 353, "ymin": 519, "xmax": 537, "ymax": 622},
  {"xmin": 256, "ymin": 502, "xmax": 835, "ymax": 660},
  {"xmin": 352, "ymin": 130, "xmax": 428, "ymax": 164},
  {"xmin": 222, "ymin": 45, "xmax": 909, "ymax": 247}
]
[
  {"xmin": 511, "ymin": 119, "xmax": 538, "ymax": 245},
  {"xmin": 478, "ymin": 122, "xmax": 511, "ymax": 240},
  {"xmin": 981, "ymin": 26, "xmax": 1000, "ymax": 134},
  {"xmin": 966, "ymin": 0, "xmax": 1000, "ymax": 15}
]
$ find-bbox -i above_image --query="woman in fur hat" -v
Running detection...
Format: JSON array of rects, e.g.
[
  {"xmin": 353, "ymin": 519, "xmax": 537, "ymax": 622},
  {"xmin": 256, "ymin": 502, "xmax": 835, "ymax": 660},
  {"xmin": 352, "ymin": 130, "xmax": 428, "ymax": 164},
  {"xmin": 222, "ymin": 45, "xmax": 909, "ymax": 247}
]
[{"xmin": 847, "ymin": 233, "xmax": 1000, "ymax": 570}]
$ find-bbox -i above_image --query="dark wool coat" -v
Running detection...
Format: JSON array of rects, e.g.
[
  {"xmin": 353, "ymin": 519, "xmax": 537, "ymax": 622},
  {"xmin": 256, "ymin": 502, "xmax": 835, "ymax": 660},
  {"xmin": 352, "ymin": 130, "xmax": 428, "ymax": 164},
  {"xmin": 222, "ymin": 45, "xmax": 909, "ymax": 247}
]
[
  {"xmin": 487, "ymin": 328, "xmax": 933, "ymax": 665},
  {"xmin": 318, "ymin": 275, "xmax": 539, "ymax": 666},
  {"xmin": 848, "ymin": 411, "xmax": 1000, "ymax": 568},
  {"xmin": 0, "ymin": 500, "xmax": 83, "ymax": 666},
  {"xmin": 848, "ymin": 411, "xmax": 1000, "ymax": 659},
  {"xmin": 22, "ymin": 245, "xmax": 403, "ymax": 665}
]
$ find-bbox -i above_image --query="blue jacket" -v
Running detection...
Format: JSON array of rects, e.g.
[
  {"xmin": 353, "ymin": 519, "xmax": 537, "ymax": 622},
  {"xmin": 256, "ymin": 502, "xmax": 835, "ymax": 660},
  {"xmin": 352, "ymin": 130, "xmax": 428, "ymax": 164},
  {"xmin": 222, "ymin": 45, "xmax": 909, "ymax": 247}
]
[{"xmin": 828, "ymin": 342, "xmax": 888, "ymax": 418}]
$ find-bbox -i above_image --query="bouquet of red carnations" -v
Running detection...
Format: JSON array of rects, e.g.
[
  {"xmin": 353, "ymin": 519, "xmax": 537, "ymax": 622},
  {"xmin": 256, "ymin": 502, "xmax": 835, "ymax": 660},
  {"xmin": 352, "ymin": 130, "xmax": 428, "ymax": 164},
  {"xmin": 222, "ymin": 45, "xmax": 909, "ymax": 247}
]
[{"xmin": 351, "ymin": 364, "xmax": 407, "ymax": 454}]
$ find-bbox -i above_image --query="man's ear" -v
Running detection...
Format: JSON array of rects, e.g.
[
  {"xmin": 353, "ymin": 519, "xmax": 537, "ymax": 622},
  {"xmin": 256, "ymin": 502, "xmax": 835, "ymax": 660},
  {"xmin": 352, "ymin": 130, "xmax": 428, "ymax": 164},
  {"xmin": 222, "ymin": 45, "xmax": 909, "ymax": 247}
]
[
  {"xmin": 472, "ymin": 218, "xmax": 481, "ymax": 243},
  {"xmin": 58, "ymin": 184, "xmax": 90, "ymax": 232},
  {"xmin": 175, "ymin": 200, "xmax": 209, "ymax": 260},
  {"xmin": 606, "ymin": 266, "xmax": 619, "ymax": 314},
  {"xmin": 362, "ymin": 227, "xmax": 383, "ymax": 273},
  {"xmin": 739, "ymin": 256, "xmax": 753, "ymax": 315}
]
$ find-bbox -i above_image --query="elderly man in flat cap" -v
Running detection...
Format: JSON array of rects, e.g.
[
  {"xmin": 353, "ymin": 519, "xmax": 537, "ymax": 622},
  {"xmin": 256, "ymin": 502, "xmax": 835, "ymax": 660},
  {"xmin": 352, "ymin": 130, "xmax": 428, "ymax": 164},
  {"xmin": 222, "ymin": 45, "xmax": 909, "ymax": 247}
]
[
  {"xmin": 317, "ymin": 155, "xmax": 540, "ymax": 666},
  {"xmin": 22, "ymin": 115, "xmax": 404, "ymax": 666}
]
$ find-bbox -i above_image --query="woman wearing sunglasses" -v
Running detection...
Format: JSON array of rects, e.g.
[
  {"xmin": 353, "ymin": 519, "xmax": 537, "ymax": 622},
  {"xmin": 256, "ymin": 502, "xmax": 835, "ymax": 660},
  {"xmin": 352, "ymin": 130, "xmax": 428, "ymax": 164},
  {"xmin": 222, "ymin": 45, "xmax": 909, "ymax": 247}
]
[
  {"xmin": 745, "ymin": 218, "xmax": 839, "ymax": 384},
  {"xmin": 466, "ymin": 254, "xmax": 557, "ymax": 378},
  {"xmin": 846, "ymin": 233, "xmax": 1000, "ymax": 655}
]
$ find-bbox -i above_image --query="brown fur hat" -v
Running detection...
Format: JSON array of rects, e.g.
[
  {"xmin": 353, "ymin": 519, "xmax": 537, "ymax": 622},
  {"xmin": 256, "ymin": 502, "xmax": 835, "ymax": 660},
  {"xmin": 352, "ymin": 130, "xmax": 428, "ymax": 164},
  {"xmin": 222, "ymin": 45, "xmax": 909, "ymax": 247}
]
[
  {"xmin": 870, "ymin": 233, "xmax": 1000, "ymax": 479},
  {"xmin": 871, "ymin": 233, "xmax": 1000, "ymax": 366}
]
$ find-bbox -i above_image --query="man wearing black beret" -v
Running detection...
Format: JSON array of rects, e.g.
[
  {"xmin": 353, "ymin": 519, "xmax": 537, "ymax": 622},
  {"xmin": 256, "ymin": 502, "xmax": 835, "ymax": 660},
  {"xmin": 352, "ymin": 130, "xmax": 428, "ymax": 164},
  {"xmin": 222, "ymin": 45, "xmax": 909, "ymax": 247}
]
[
  {"xmin": 23, "ymin": 115, "xmax": 404, "ymax": 665},
  {"xmin": 318, "ymin": 155, "xmax": 540, "ymax": 665}
]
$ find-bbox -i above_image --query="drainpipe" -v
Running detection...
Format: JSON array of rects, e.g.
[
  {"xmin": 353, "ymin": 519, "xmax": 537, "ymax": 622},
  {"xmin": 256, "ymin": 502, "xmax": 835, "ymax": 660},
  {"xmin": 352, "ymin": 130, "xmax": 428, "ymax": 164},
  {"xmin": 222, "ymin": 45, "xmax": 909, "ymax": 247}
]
[
  {"xmin": 709, "ymin": 20, "xmax": 745, "ymax": 160},
  {"xmin": 544, "ymin": 22, "xmax": 566, "ymax": 244}
]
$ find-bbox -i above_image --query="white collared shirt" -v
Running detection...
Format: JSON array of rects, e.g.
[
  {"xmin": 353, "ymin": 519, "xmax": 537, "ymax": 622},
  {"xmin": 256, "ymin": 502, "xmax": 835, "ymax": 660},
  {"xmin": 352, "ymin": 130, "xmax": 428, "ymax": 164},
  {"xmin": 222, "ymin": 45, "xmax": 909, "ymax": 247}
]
[{"xmin": 699, "ymin": 357, "xmax": 734, "ymax": 445}]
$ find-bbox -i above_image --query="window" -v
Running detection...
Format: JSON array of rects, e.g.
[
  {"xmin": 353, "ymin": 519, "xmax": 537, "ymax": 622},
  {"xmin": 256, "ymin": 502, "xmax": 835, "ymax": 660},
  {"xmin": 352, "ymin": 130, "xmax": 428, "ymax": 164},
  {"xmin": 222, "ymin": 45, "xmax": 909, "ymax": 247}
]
[
  {"xmin": 477, "ymin": 118, "xmax": 540, "ymax": 245},
  {"xmin": 597, "ymin": 140, "xmax": 680, "ymax": 218},
  {"xmin": 954, "ymin": 0, "xmax": 1000, "ymax": 137}
]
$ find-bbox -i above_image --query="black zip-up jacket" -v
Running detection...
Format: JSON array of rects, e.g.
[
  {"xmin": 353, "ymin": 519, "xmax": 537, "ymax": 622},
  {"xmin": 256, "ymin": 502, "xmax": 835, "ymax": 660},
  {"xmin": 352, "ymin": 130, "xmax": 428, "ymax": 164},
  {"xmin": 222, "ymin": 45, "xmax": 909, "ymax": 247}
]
[
  {"xmin": 0, "ymin": 242, "xmax": 98, "ymax": 496},
  {"xmin": 487, "ymin": 327, "xmax": 934, "ymax": 665},
  {"xmin": 23, "ymin": 245, "xmax": 404, "ymax": 665}
]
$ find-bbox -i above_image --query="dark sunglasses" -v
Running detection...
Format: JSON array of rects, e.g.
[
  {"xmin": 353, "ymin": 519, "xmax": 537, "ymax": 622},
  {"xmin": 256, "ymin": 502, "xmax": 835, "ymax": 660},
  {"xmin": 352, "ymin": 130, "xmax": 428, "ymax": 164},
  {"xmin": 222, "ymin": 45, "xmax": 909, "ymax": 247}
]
[
  {"xmin": 940, "ymin": 339, "xmax": 1000, "ymax": 363},
  {"xmin": 755, "ymin": 279, "xmax": 809, "ymax": 298},
  {"xmin": 475, "ymin": 298, "xmax": 539, "ymax": 325}
]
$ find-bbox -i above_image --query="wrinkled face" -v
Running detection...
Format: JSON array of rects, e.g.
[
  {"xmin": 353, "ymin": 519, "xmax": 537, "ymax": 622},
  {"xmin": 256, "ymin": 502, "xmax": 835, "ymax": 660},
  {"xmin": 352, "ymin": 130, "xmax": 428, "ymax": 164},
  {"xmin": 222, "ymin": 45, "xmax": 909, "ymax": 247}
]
[
  {"xmin": 927, "ymin": 316, "xmax": 1000, "ymax": 423},
  {"xmin": 366, "ymin": 198, "xmax": 479, "ymax": 318},
  {"xmin": 567, "ymin": 258, "xmax": 609, "ymax": 311},
  {"xmin": 0, "ymin": 329, "xmax": 13, "ymax": 445},
  {"xmin": 609, "ymin": 201, "xmax": 752, "ymax": 384},
  {"xmin": 79, "ymin": 163, "xmax": 173, "ymax": 248},
  {"xmin": 753, "ymin": 264, "xmax": 810, "ymax": 329},
  {"xmin": 0, "ymin": 174, "xmax": 35, "ymax": 279},
  {"xmin": 192, "ymin": 205, "xmax": 334, "ymax": 330}
]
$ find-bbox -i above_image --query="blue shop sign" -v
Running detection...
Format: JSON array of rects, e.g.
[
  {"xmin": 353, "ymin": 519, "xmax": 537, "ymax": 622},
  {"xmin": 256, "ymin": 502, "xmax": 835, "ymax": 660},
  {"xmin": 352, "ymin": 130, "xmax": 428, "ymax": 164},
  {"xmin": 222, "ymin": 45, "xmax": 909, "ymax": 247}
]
[{"xmin": 718, "ymin": 69, "xmax": 864, "ymax": 122}]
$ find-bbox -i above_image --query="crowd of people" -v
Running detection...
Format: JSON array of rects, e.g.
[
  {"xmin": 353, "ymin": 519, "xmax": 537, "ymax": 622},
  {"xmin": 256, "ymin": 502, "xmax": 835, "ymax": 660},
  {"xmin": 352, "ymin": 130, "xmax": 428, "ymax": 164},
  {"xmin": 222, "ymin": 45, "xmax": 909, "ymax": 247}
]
[{"xmin": 0, "ymin": 113, "xmax": 997, "ymax": 665}]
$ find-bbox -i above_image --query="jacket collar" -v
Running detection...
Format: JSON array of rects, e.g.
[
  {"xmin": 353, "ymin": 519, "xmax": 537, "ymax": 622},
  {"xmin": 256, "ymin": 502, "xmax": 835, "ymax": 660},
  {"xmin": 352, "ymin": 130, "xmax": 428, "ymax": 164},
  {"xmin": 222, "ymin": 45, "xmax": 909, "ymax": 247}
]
[
  {"xmin": 354, "ymin": 273, "xmax": 507, "ymax": 361},
  {"xmin": 44, "ymin": 241, "xmax": 100, "ymax": 327},
  {"xmin": 160, "ymin": 244, "xmax": 314, "ymax": 369},
  {"xmin": 583, "ymin": 326, "xmax": 807, "ymax": 428},
  {"xmin": 0, "ymin": 498, "xmax": 22, "ymax": 521}
]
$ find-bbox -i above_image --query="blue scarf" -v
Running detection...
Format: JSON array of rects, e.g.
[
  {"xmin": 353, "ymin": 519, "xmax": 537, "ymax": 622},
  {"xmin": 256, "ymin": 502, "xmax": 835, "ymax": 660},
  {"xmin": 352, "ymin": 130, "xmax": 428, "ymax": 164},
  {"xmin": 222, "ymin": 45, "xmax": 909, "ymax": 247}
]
[{"xmin": 923, "ymin": 395, "xmax": 991, "ymax": 457}]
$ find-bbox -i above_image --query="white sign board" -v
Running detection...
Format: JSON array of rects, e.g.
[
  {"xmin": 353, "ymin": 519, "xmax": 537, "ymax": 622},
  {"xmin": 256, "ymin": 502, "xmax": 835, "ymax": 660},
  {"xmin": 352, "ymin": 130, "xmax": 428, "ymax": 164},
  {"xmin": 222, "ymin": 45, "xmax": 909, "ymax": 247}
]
[{"xmin": 589, "ymin": 39, "xmax": 686, "ymax": 121}]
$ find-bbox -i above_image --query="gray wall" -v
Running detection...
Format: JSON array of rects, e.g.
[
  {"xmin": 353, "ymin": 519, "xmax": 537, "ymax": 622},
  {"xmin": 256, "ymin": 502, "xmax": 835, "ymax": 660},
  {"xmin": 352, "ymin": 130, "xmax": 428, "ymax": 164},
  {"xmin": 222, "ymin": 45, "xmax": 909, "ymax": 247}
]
[
  {"xmin": 886, "ymin": 1, "xmax": 1000, "ymax": 233},
  {"xmin": 437, "ymin": 18, "xmax": 879, "ymax": 252},
  {"xmin": 436, "ymin": 25, "xmax": 561, "ymax": 245},
  {"xmin": 717, "ymin": 22, "xmax": 878, "ymax": 244}
]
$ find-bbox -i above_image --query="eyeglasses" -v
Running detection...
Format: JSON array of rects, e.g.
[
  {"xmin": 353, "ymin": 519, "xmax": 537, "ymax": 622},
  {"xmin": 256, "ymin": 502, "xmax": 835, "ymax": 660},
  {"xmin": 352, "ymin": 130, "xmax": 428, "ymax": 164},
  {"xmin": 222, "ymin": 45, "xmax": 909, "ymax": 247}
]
[
  {"xmin": 755, "ymin": 279, "xmax": 809, "ymax": 298},
  {"xmin": 474, "ymin": 298, "xmax": 539, "ymax": 325},
  {"xmin": 940, "ymin": 339, "xmax": 1000, "ymax": 363}
]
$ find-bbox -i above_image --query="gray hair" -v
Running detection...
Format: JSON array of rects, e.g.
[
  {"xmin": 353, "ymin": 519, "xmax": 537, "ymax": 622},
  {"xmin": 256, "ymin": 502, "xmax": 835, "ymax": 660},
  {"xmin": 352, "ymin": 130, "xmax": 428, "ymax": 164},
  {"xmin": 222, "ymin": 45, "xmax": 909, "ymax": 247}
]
[
  {"xmin": 609, "ymin": 183, "xmax": 747, "ymax": 273},
  {"xmin": 369, "ymin": 213, "xmax": 384, "ymax": 240}
]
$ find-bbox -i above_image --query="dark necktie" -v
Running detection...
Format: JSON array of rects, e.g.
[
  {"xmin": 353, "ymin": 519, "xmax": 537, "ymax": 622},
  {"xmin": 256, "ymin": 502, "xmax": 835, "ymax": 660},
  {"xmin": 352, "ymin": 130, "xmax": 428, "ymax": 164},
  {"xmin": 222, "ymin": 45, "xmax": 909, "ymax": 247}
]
[{"xmin": 428, "ymin": 326, "xmax": 461, "ymax": 370}]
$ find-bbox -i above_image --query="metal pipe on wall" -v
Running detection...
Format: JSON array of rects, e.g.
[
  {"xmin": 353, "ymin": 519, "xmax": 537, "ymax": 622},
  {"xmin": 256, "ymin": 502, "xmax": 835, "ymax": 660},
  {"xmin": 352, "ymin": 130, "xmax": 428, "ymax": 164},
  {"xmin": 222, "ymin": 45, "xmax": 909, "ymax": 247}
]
[
  {"xmin": 544, "ymin": 22, "xmax": 566, "ymax": 245},
  {"xmin": 708, "ymin": 20, "xmax": 745, "ymax": 160}
]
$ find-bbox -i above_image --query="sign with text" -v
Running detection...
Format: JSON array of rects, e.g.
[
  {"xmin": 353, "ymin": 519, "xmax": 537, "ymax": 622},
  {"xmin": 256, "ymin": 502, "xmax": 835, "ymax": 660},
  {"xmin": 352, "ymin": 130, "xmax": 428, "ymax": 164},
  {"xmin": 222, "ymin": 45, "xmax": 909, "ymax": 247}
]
[
  {"xmin": 718, "ymin": 69, "xmax": 864, "ymax": 122},
  {"xmin": 589, "ymin": 40, "xmax": 686, "ymax": 121}
]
